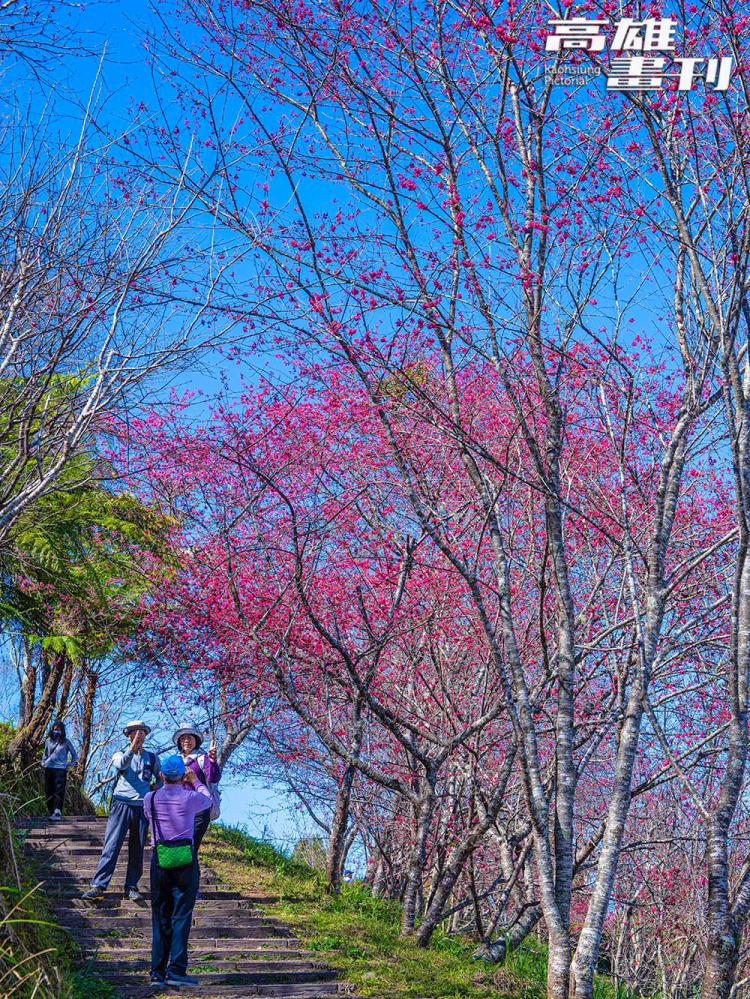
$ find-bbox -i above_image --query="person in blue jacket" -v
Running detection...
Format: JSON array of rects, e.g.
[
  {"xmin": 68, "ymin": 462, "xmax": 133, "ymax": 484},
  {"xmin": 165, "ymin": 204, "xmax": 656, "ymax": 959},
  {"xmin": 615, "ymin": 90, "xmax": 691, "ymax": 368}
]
[{"xmin": 41, "ymin": 721, "xmax": 77, "ymax": 820}]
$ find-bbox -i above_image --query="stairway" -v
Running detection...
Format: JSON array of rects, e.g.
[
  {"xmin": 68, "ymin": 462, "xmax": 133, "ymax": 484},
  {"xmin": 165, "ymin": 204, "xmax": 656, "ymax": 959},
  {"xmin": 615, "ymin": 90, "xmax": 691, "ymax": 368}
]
[{"xmin": 20, "ymin": 816, "xmax": 347, "ymax": 999}]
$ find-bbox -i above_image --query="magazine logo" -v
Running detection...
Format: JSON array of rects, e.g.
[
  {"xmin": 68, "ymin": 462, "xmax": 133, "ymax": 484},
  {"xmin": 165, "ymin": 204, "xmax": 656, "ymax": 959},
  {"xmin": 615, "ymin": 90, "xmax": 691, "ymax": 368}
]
[{"xmin": 545, "ymin": 17, "xmax": 733, "ymax": 92}]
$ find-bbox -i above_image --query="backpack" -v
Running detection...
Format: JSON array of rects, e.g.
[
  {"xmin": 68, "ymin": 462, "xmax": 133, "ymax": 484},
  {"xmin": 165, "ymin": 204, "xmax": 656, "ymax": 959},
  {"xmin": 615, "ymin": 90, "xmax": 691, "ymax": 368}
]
[
  {"xmin": 192, "ymin": 755, "xmax": 221, "ymax": 820},
  {"xmin": 208, "ymin": 782, "xmax": 222, "ymax": 821}
]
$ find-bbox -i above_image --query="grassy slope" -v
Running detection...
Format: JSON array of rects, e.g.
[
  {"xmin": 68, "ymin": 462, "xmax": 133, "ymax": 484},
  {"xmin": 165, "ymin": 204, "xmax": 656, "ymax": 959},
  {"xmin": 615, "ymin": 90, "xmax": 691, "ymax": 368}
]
[
  {"xmin": 203, "ymin": 825, "xmax": 549, "ymax": 999},
  {"xmin": 0, "ymin": 723, "xmax": 116, "ymax": 999}
]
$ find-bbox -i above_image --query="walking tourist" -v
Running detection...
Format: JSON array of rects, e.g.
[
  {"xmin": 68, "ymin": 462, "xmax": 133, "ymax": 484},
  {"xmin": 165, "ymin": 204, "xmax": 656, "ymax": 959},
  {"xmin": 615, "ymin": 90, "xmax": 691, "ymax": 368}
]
[
  {"xmin": 144, "ymin": 753, "xmax": 212, "ymax": 989},
  {"xmin": 82, "ymin": 719, "xmax": 160, "ymax": 901},
  {"xmin": 172, "ymin": 722, "xmax": 221, "ymax": 851},
  {"xmin": 41, "ymin": 721, "xmax": 78, "ymax": 821}
]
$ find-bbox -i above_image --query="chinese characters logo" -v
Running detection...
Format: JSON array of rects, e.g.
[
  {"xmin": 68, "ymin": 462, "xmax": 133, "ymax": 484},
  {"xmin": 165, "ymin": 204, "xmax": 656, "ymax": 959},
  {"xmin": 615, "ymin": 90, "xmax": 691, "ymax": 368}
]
[{"xmin": 545, "ymin": 17, "xmax": 733, "ymax": 92}]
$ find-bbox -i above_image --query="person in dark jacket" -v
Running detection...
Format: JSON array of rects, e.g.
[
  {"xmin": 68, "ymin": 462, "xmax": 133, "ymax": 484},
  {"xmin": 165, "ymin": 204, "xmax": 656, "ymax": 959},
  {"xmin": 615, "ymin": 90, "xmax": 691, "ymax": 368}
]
[
  {"xmin": 41, "ymin": 722, "xmax": 78, "ymax": 820},
  {"xmin": 144, "ymin": 754, "xmax": 211, "ymax": 989}
]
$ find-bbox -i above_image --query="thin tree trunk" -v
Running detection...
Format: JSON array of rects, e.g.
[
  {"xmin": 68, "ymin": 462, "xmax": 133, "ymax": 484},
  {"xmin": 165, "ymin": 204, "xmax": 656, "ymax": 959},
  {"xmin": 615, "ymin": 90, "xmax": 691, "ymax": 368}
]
[
  {"xmin": 700, "ymin": 446, "xmax": 750, "ymax": 999},
  {"xmin": 400, "ymin": 789, "xmax": 435, "ymax": 937},
  {"xmin": 415, "ymin": 747, "xmax": 517, "ymax": 947},
  {"xmin": 326, "ymin": 696, "xmax": 364, "ymax": 894},
  {"xmin": 474, "ymin": 906, "xmax": 542, "ymax": 963},
  {"xmin": 18, "ymin": 639, "xmax": 36, "ymax": 729},
  {"xmin": 326, "ymin": 762, "xmax": 356, "ymax": 895},
  {"xmin": 55, "ymin": 656, "xmax": 74, "ymax": 719},
  {"xmin": 77, "ymin": 667, "xmax": 98, "ymax": 778},
  {"xmin": 702, "ymin": 823, "xmax": 740, "ymax": 999},
  {"xmin": 369, "ymin": 855, "xmax": 386, "ymax": 896},
  {"xmin": 217, "ymin": 697, "xmax": 257, "ymax": 768}
]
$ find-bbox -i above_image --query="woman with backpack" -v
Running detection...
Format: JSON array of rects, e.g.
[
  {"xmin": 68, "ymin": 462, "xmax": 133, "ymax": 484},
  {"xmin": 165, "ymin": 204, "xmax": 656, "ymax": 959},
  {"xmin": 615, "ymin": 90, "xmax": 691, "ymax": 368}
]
[
  {"xmin": 41, "ymin": 721, "xmax": 78, "ymax": 820},
  {"xmin": 172, "ymin": 723, "xmax": 220, "ymax": 850}
]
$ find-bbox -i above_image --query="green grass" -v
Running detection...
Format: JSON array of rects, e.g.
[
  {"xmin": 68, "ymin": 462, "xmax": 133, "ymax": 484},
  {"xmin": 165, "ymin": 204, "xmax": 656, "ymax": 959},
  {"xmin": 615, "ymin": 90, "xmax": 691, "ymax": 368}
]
[{"xmin": 203, "ymin": 825, "xmax": 547, "ymax": 999}]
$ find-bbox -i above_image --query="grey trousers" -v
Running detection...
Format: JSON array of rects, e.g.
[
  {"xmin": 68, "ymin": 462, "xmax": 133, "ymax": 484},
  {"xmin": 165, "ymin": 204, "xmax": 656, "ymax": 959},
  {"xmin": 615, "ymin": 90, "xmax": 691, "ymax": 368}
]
[{"xmin": 91, "ymin": 798, "xmax": 147, "ymax": 890}]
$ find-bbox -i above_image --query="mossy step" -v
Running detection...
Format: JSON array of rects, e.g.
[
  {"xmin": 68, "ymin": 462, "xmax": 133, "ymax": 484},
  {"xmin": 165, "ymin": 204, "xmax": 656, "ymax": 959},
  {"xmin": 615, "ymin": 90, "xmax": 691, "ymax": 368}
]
[
  {"xmin": 19, "ymin": 820, "xmax": 106, "ymax": 831},
  {"xmin": 139, "ymin": 989, "xmax": 342, "ymax": 999},
  {"xmin": 28, "ymin": 845, "xmax": 144, "ymax": 856}
]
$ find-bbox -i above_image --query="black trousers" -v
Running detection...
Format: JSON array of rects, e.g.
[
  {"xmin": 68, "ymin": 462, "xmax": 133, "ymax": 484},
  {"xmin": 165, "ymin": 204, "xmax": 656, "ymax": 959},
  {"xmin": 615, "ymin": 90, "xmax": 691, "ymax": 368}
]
[
  {"xmin": 43, "ymin": 768, "xmax": 67, "ymax": 814},
  {"xmin": 194, "ymin": 809, "xmax": 211, "ymax": 852},
  {"xmin": 150, "ymin": 853, "xmax": 199, "ymax": 977}
]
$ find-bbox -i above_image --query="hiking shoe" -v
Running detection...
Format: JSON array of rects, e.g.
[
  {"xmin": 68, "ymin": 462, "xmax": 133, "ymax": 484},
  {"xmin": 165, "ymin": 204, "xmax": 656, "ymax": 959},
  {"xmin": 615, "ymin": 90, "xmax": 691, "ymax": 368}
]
[
  {"xmin": 150, "ymin": 972, "xmax": 166, "ymax": 987},
  {"xmin": 125, "ymin": 887, "xmax": 143, "ymax": 902},
  {"xmin": 51, "ymin": 809, "xmax": 62, "ymax": 821},
  {"xmin": 81, "ymin": 886, "xmax": 104, "ymax": 900},
  {"xmin": 166, "ymin": 972, "xmax": 199, "ymax": 987}
]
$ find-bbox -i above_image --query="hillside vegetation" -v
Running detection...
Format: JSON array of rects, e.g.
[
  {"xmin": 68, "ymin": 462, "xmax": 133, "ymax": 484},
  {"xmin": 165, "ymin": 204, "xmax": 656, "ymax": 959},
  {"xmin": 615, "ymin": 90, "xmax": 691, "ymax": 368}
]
[{"xmin": 204, "ymin": 826, "xmax": 558, "ymax": 999}]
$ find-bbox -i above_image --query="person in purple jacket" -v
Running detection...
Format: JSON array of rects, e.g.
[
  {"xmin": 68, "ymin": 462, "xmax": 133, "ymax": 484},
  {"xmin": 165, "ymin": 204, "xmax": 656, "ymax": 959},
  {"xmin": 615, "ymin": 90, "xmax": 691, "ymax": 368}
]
[
  {"xmin": 172, "ymin": 723, "xmax": 220, "ymax": 851},
  {"xmin": 143, "ymin": 754, "xmax": 211, "ymax": 989}
]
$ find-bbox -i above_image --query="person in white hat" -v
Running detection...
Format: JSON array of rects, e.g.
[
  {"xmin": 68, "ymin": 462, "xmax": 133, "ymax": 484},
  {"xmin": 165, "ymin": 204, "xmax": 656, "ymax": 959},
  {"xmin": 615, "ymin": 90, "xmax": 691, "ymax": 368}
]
[
  {"xmin": 82, "ymin": 720, "xmax": 161, "ymax": 901},
  {"xmin": 173, "ymin": 723, "xmax": 221, "ymax": 852}
]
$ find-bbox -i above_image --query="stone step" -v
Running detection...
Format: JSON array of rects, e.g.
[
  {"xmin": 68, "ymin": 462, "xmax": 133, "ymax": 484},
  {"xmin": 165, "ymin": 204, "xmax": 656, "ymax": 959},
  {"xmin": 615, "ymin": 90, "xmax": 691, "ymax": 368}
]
[
  {"xmin": 33, "ymin": 865, "xmax": 155, "ymax": 877},
  {"xmin": 32, "ymin": 857, "xmax": 227, "ymax": 872},
  {"xmin": 74, "ymin": 924, "xmax": 295, "ymax": 941},
  {"xmin": 46, "ymin": 886, "xmax": 244, "ymax": 901},
  {"xmin": 97, "ymin": 945, "xmax": 313, "ymax": 959},
  {"xmin": 99, "ymin": 960, "xmax": 332, "ymax": 976},
  {"xmin": 59, "ymin": 913, "xmax": 285, "ymax": 932},
  {"xmin": 66, "ymin": 893, "xmax": 253, "ymax": 917},
  {"xmin": 128, "ymin": 987, "xmax": 342, "ymax": 999},
  {"xmin": 105, "ymin": 968, "xmax": 338, "ymax": 987},
  {"xmin": 24, "ymin": 821, "xmax": 107, "ymax": 831},
  {"xmin": 95, "ymin": 937, "xmax": 306, "ymax": 953},
  {"xmin": 33, "ymin": 856, "xmax": 159, "ymax": 864},
  {"xmin": 31, "ymin": 855, "xmax": 153, "ymax": 867},
  {"xmin": 35, "ymin": 862, "xmax": 215, "ymax": 879},
  {"xmin": 28, "ymin": 845, "xmax": 136, "ymax": 857},
  {"xmin": 25, "ymin": 836, "xmax": 106, "ymax": 844},
  {"xmin": 23, "ymin": 819, "xmax": 105, "ymax": 826},
  {"xmin": 26, "ymin": 840, "xmax": 118, "ymax": 850},
  {"xmin": 20, "ymin": 816, "xmax": 350, "ymax": 999}
]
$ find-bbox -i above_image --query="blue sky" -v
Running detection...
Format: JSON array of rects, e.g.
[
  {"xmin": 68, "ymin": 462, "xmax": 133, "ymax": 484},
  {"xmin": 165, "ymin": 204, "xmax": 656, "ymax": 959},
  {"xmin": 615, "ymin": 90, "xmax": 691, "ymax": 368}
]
[{"xmin": 0, "ymin": 0, "xmax": 307, "ymax": 848}]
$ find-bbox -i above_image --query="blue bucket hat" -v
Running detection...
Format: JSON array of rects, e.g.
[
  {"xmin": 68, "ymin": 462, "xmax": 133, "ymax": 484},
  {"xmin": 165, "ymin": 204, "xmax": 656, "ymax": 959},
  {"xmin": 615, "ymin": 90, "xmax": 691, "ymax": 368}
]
[{"xmin": 161, "ymin": 754, "xmax": 186, "ymax": 780}]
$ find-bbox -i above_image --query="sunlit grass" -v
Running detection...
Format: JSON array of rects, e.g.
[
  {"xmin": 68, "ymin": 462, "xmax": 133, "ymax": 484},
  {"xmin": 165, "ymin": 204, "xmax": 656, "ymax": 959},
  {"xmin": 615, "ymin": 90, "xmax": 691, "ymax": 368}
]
[{"xmin": 204, "ymin": 825, "xmax": 547, "ymax": 999}]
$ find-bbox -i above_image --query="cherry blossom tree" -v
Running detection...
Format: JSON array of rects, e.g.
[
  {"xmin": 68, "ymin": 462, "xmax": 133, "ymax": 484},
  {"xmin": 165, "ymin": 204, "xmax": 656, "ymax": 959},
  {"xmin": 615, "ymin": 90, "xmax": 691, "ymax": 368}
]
[
  {"xmin": 122, "ymin": 336, "xmax": 727, "ymax": 995},
  {"xmin": 137, "ymin": 2, "xmax": 734, "ymax": 995},
  {"xmin": 591, "ymin": 7, "xmax": 750, "ymax": 994}
]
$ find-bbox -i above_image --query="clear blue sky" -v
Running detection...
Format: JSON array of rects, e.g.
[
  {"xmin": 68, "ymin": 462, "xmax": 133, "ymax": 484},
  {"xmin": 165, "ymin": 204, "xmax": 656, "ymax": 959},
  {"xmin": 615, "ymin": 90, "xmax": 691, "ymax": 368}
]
[{"xmin": 3, "ymin": 0, "xmax": 306, "ymax": 848}]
